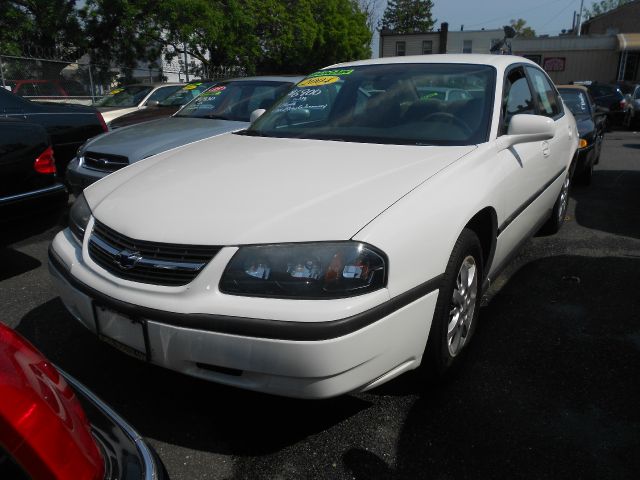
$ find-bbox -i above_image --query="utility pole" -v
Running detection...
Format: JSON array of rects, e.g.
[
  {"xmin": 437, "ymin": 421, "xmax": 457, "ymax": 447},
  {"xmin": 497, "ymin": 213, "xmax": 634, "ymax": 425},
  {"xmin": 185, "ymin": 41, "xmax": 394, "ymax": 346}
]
[
  {"xmin": 183, "ymin": 43, "xmax": 190, "ymax": 82},
  {"xmin": 577, "ymin": 0, "xmax": 585, "ymax": 36}
]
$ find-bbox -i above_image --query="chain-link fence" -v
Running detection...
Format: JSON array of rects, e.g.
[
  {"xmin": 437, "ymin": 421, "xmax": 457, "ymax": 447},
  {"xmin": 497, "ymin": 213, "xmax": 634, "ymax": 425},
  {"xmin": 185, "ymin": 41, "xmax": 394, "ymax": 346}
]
[{"xmin": 0, "ymin": 55, "xmax": 246, "ymax": 105}]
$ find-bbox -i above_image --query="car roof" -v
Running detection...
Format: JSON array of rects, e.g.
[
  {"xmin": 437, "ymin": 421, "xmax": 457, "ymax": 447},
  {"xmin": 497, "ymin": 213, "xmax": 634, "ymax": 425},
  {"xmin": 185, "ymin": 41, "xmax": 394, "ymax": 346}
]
[
  {"xmin": 221, "ymin": 75, "xmax": 305, "ymax": 83},
  {"xmin": 557, "ymin": 85, "xmax": 589, "ymax": 92},
  {"xmin": 324, "ymin": 54, "xmax": 539, "ymax": 71},
  {"xmin": 121, "ymin": 83, "xmax": 184, "ymax": 88}
]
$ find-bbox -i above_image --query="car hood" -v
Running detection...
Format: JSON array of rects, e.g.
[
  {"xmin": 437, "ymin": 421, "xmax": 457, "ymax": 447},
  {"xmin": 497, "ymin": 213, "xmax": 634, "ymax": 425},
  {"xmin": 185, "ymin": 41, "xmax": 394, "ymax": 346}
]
[
  {"xmin": 87, "ymin": 135, "xmax": 476, "ymax": 245},
  {"xmin": 108, "ymin": 105, "xmax": 180, "ymax": 129},
  {"xmin": 81, "ymin": 117, "xmax": 248, "ymax": 162}
]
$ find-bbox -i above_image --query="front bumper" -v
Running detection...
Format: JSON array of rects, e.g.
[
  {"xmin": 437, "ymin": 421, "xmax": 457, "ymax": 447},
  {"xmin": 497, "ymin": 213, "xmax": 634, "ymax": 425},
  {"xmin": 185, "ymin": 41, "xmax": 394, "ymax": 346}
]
[
  {"xmin": 49, "ymin": 228, "xmax": 440, "ymax": 399},
  {"xmin": 575, "ymin": 143, "xmax": 596, "ymax": 175},
  {"xmin": 66, "ymin": 157, "xmax": 109, "ymax": 195},
  {"xmin": 60, "ymin": 369, "xmax": 167, "ymax": 480}
]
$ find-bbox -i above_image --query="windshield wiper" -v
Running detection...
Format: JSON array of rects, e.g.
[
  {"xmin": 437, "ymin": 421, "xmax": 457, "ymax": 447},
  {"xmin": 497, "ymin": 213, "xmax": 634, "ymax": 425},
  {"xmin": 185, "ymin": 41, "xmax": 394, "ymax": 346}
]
[
  {"xmin": 235, "ymin": 129, "xmax": 271, "ymax": 137},
  {"xmin": 203, "ymin": 114, "xmax": 232, "ymax": 120}
]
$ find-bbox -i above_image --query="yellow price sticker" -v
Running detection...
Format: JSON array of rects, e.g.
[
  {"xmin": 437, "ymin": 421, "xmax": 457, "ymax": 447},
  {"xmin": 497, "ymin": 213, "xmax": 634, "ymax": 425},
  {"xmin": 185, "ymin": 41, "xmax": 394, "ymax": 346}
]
[{"xmin": 297, "ymin": 76, "xmax": 340, "ymax": 87}]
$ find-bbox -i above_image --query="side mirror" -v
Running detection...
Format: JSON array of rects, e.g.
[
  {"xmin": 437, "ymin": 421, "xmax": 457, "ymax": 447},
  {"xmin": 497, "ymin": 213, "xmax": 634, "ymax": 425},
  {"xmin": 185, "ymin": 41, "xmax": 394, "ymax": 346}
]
[
  {"xmin": 250, "ymin": 108, "xmax": 266, "ymax": 123},
  {"xmin": 498, "ymin": 114, "xmax": 555, "ymax": 149}
]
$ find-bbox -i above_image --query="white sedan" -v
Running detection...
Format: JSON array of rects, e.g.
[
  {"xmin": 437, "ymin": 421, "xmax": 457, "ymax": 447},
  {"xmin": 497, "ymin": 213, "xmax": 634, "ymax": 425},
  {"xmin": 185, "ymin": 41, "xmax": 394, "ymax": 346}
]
[{"xmin": 49, "ymin": 55, "xmax": 578, "ymax": 399}]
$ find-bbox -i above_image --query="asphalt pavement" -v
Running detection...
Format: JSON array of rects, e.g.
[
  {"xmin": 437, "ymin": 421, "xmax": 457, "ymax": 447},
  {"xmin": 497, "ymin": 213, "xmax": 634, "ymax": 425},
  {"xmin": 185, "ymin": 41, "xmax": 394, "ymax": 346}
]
[{"xmin": 2, "ymin": 130, "xmax": 639, "ymax": 479}]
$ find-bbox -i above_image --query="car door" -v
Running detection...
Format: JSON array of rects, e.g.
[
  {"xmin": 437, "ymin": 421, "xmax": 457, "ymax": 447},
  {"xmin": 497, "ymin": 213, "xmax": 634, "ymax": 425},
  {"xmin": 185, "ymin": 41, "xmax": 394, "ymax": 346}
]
[
  {"xmin": 491, "ymin": 65, "xmax": 554, "ymax": 274},
  {"xmin": 525, "ymin": 66, "xmax": 572, "ymax": 177}
]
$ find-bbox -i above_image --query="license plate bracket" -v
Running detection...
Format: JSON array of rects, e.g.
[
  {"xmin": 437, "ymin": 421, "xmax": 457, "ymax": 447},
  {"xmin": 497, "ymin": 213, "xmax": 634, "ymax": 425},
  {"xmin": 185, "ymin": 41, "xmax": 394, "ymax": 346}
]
[{"xmin": 93, "ymin": 303, "xmax": 150, "ymax": 362}]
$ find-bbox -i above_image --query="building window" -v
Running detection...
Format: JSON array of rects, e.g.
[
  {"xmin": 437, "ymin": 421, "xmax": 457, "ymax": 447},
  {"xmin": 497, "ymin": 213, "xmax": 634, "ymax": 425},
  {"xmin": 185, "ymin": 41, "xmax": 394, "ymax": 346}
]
[
  {"xmin": 422, "ymin": 40, "xmax": 433, "ymax": 55},
  {"xmin": 396, "ymin": 41, "xmax": 406, "ymax": 56},
  {"xmin": 463, "ymin": 40, "xmax": 472, "ymax": 53}
]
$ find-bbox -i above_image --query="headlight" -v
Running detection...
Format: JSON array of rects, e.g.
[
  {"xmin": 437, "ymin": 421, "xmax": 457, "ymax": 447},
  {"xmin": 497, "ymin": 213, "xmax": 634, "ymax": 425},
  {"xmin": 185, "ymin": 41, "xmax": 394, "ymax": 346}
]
[
  {"xmin": 69, "ymin": 193, "xmax": 92, "ymax": 242},
  {"xmin": 219, "ymin": 242, "xmax": 387, "ymax": 298},
  {"xmin": 76, "ymin": 143, "xmax": 87, "ymax": 164}
]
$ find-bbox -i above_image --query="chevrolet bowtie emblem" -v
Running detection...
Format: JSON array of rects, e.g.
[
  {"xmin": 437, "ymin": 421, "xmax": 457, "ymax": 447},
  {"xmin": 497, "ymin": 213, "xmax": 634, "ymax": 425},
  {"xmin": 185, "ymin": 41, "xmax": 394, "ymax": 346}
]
[{"xmin": 114, "ymin": 249, "xmax": 142, "ymax": 270}]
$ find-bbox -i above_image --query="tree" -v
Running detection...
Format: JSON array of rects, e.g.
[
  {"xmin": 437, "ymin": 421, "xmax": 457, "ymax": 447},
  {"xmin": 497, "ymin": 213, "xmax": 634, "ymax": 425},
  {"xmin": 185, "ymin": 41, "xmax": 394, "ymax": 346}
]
[
  {"xmin": 584, "ymin": 0, "xmax": 632, "ymax": 19},
  {"xmin": 379, "ymin": 0, "xmax": 436, "ymax": 33},
  {"xmin": 0, "ymin": 0, "xmax": 84, "ymax": 60},
  {"xmin": 510, "ymin": 18, "xmax": 536, "ymax": 38}
]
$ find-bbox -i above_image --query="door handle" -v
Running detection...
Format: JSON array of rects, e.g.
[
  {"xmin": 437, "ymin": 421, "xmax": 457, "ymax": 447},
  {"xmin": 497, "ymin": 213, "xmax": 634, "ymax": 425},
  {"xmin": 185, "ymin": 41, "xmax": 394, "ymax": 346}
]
[{"xmin": 542, "ymin": 140, "xmax": 550, "ymax": 157}]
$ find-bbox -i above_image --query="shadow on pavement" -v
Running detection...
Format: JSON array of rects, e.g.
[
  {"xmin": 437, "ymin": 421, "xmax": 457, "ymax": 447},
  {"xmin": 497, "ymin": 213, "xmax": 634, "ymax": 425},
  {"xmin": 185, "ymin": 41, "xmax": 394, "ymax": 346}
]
[
  {"xmin": 16, "ymin": 298, "xmax": 371, "ymax": 457},
  {"xmin": 0, "ymin": 248, "xmax": 41, "ymax": 281},
  {"xmin": 572, "ymin": 170, "xmax": 640, "ymax": 239},
  {"xmin": 343, "ymin": 255, "xmax": 640, "ymax": 480}
]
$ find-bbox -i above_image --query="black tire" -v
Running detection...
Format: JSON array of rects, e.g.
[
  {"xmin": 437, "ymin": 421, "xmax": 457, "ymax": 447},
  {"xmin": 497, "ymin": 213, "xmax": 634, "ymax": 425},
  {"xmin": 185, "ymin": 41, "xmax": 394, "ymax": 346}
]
[
  {"xmin": 540, "ymin": 173, "xmax": 570, "ymax": 235},
  {"xmin": 423, "ymin": 228, "xmax": 483, "ymax": 378}
]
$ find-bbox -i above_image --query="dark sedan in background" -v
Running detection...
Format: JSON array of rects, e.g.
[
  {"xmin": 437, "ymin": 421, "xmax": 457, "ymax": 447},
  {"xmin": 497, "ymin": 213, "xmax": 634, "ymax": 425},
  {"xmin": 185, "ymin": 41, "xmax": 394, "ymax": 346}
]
[
  {"xmin": 0, "ymin": 88, "xmax": 107, "ymax": 174},
  {"xmin": 109, "ymin": 80, "xmax": 217, "ymax": 129},
  {"xmin": 66, "ymin": 76, "xmax": 302, "ymax": 194},
  {"xmin": 575, "ymin": 81, "xmax": 627, "ymax": 128},
  {"xmin": 0, "ymin": 118, "xmax": 67, "ymax": 237},
  {"xmin": 558, "ymin": 85, "xmax": 606, "ymax": 185}
]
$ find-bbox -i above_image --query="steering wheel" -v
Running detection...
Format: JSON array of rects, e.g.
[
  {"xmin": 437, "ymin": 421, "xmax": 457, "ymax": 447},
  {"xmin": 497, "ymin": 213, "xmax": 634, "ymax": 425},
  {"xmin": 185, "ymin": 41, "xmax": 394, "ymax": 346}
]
[{"xmin": 422, "ymin": 112, "xmax": 472, "ymax": 136}]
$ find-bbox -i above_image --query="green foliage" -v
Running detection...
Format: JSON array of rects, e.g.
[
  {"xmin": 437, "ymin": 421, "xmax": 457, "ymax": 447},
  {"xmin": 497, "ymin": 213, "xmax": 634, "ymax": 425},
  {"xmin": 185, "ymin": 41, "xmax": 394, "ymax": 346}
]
[
  {"xmin": 1, "ymin": 0, "xmax": 372, "ymax": 77},
  {"xmin": 379, "ymin": 0, "xmax": 436, "ymax": 33},
  {"xmin": 584, "ymin": 0, "xmax": 632, "ymax": 19},
  {"xmin": 0, "ymin": 0, "xmax": 84, "ymax": 59},
  {"xmin": 510, "ymin": 18, "xmax": 536, "ymax": 38}
]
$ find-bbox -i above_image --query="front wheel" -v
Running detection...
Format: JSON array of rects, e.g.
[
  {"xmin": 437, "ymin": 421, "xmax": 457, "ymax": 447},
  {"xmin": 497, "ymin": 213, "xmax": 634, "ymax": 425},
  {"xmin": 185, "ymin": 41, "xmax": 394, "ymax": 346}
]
[{"xmin": 424, "ymin": 228, "xmax": 483, "ymax": 377}]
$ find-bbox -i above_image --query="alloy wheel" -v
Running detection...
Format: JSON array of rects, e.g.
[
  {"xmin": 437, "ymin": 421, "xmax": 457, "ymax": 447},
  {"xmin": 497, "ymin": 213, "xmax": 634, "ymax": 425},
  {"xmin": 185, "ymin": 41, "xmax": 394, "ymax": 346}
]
[{"xmin": 447, "ymin": 255, "xmax": 478, "ymax": 357}]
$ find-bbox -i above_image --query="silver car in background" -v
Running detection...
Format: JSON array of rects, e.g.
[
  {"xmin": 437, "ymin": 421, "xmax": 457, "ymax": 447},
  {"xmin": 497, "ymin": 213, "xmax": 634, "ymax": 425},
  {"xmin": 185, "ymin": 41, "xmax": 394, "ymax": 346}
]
[
  {"xmin": 96, "ymin": 83, "xmax": 185, "ymax": 124},
  {"xmin": 623, "ymin": 84, "xmax": 640, "ymax": 129},
  {"xmin": 66, "ymin": 76, "xmax": 303, "ymax": 194}
]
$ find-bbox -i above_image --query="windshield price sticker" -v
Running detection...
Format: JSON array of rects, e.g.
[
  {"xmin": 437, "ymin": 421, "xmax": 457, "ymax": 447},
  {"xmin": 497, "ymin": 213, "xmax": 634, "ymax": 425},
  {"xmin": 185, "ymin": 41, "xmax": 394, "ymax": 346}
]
[
  {"xmin": 184, "ymin": 82, "xmax": 202, "ymax": 90},
  {"xmin": 308, "ymin": 69, "xmax": 354, "ymax": 78},
  {"xmin": 298, "ymin": 76, "xmax": 340, "ymax": 87},
  {"xmin": 109, "ymin": 88, "xmax": 124, "ymax": 94},
  {"xmin": 288, "ymin": 88, "xmax": 322, "ymax": 98}
]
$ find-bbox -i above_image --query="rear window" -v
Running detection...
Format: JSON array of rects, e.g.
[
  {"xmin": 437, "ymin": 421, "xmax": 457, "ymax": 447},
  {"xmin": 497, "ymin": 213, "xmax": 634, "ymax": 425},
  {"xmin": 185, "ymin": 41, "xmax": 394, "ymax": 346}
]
[
  {"xmin": 589, "ymin": 84, "xmax": 623, "ymax": 98},
  {"xmin": 559, "ymin": 89, "xmax": 591, "ymax": 116}
]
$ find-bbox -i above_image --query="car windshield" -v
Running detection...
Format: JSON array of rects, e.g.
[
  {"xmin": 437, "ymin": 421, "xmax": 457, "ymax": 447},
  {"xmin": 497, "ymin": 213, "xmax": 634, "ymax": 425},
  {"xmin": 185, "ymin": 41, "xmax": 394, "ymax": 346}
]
[
  {"xmin": 245, "ymin": 64, "xmax": 495, "ymax": 146},
  {"xmin": 96, "ymin": 85, "xmax": 154, "ymax": 107},
  {"xmin": 559, "ymin": 89, "xmax": 592, "ymax": 117},
  {"xmin": 176, "ymin": 80, "xmax": 293, "ymax": 121},
  {"xmin": 159, "ymin": 81, "xmax": 216, "ymax": 106}
]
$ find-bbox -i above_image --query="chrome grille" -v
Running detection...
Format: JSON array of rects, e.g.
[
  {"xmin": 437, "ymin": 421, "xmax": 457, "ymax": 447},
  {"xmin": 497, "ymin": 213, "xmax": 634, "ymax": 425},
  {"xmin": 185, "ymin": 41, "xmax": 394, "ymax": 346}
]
[
  {"xmin": 88, "ymin": 220, "xmax": 221, "ymax": 286},
  {"xmin": 82, "ymin": 151, "xmax": 129, "ymax": 172}
]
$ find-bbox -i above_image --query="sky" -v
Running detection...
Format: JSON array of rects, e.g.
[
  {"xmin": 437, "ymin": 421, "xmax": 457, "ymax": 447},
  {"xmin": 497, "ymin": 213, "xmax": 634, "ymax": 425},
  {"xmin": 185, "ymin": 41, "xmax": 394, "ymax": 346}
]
[{"xmin": 372, "ymin": 0, "xmax": 592, "ymax": 55}]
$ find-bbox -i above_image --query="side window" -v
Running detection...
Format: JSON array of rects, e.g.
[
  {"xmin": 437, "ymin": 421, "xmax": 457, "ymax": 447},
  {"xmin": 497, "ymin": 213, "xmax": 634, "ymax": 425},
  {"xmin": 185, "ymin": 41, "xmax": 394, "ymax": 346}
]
[
  {"xmin": 145, "ymin": 85, "xmax": 180, "ymax": 104},
  {"xmin": 396, "ymin": 41, "xmax": 406, "ymax": 56},
  {"xmin": 526, "ymin": 66, "xmax": 562, "ymax": 118},
  {"xmin": 502, "ymin": 68, "xmax": 535, "ymax": 133}
]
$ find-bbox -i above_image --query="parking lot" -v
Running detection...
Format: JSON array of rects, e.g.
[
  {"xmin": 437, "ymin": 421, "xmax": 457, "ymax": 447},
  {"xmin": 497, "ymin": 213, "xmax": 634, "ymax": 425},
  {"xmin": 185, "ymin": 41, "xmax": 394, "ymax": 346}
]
[{"xmin": 2, "ymin": 129, "xmax": 639, "ymax": 480}]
